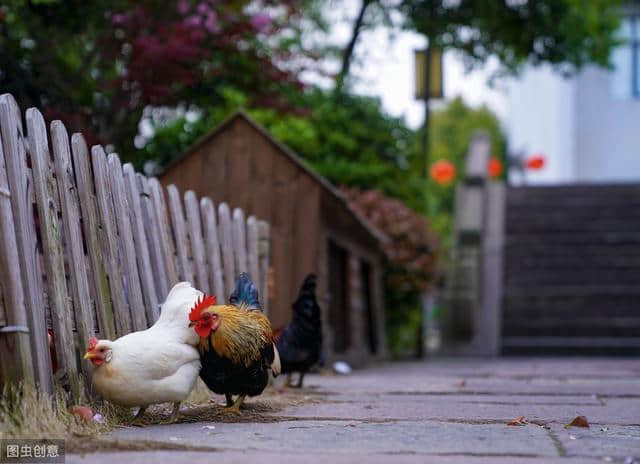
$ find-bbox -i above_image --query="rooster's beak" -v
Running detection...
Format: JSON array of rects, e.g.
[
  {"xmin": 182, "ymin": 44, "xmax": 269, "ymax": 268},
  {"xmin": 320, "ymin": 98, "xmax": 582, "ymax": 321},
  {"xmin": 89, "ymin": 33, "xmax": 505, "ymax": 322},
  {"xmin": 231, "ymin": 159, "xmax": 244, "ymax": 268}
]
[
  {"xmin": 188, "ymin": 321, "xmax": 195, "ymax": 328},
  {"xmin": 83, "ymin": 351, "xmax": 96, "ymax": 360}
]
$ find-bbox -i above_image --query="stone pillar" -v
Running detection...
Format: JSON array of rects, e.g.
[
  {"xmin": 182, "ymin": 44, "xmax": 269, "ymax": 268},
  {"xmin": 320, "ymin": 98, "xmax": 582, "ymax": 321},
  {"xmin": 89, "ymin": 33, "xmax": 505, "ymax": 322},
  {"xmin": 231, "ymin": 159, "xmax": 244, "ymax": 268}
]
[
  {"xmin": 474, "ymin": 182, "xmax": 506, "ymax": 356},
  {"xmin": 444, "ymin": 131, "xmax": 490, "ymax": 343}
]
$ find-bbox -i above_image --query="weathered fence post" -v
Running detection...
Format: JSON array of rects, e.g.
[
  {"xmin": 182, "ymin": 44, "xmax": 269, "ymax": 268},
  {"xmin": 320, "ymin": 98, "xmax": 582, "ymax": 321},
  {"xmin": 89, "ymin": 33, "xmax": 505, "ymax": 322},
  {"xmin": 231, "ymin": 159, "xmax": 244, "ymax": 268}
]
[
  {"xmin": 137, "ymin": 174, "xmax": 169, "ymax": 300},
  {"xmin": 108, "ymin": 154, "xmax": 147, "ymax": 331},
  {"xmin": 71, "ymin": 135, "xmax": 116, "ymax": 340},
  {"xmin": 232, "ymin": 208, "xmax": 248, "ymax": 274},
  {"xmin": 167, "ymin": 184, "xmax": 194, "ymax": 283},
  {"xmin": 92, "ymin": 146, "xmax": 132, "ymax": 336},
  {"xmin": 218, "ymin": 203, "xmax": 235, "ymax": 300},
  {"xmin": 258, "ymin": 220, "xmax": 270, "ymax": 314},
  {"xmin": 247, "ymin": 216, "xmax": 260, "ymax": 286},
  {"xmin": 123, "ymin": 164, "xmax": 159, "ymax": 324},
  {"xmin": 0, "ymin": 123, "xmax": 36, "ymax": 386},
  {"xmin": 148, "ymin": 178, "xmax": 179, "ymax": 288},
  {"xmin": 26, "ymin": 108, "xmax": 79, "ymax": 395},
  {"xmin": 50, "ymin": 121, "xmax": 95, "ymax": 377},
  {"xmin": 185, "ymin": 191, "xmax": 210, "ymax": 293},
  {"xmin": 201, "ymin": 198, "xmax": 225, "ymax": 300},
  {"xmin": 0, "ymin": 94, "xmax": 51, "ymax": 391}
]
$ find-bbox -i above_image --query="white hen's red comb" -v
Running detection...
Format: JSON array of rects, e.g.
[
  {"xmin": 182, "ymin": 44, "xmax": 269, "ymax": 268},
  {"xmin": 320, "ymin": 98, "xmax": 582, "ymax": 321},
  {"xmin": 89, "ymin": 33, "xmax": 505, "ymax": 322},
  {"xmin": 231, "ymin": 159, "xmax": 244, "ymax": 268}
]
[{"xmin": 87, "ymin": 336, "xmax": 99, "ymax": 351}]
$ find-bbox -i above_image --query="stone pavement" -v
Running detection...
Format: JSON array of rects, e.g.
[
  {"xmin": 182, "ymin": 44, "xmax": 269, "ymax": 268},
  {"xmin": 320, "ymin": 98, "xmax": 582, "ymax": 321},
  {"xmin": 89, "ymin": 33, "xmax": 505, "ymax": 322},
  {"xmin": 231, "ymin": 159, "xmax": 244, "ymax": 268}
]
[{"xmin": 68, "ymin": 358, "xmax": 640, "ymax": 463}]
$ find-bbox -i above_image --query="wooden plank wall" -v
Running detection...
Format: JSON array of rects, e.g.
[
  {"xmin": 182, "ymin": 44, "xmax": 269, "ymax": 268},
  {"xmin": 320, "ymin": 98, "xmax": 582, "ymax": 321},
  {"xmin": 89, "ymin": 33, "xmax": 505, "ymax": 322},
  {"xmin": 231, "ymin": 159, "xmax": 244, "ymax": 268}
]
[
  {"xmin": 160, "ymin": 117, "xmax": 321, "ymax": 329},
  {"xmin": 0, "ymin": 94, "xmax": 271, "ymax": 397},
  {"xmin": 159, "ymin": 115, "xmax": 390, "ymax": 363}
]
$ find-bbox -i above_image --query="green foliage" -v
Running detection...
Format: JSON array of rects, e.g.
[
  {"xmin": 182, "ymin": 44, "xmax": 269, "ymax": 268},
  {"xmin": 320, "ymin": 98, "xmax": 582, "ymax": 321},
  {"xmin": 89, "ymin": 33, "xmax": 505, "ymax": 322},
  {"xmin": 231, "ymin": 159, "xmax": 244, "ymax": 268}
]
[
  {"xmin": 142, "ymin": 87, "xmax": 424, "ymax": 200},
  {"xmin": 0, "ymin": 0, "xmax": 318, "ymax": 159},
  {"xmin": 400, "ymin": 0, "xmax": 622, "ymax": 77}
]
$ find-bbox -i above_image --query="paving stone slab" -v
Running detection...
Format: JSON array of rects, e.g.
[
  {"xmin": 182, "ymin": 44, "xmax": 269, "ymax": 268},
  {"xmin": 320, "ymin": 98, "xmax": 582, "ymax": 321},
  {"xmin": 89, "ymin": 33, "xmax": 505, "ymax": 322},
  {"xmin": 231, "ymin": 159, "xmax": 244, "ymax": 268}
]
[
  {"xmin": 279, "ymin": 394, "xmax": 639, "ymax": 425},
  {"xmin": 108, "ymin": 419, "xmax": 558, "ymax": 457},
  {"xmin": 550, "ymin": 423, "xmax": 640, "ymax": 460},
  {"xmin": 67, "ymin": 450, "xmax": 605, "ymax": 464},
  {"xmin": 66, "ymin": 358, "xmax": 640, "ymax": 462}
]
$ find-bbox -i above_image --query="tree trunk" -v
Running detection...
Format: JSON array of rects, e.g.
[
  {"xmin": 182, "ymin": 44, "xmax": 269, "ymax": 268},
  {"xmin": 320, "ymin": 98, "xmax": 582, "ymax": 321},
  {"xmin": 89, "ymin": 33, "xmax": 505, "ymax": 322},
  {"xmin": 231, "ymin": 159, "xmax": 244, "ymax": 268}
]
[{"xmin": 335, "ymin": 0, "xmax": 374, "ymax": 92}]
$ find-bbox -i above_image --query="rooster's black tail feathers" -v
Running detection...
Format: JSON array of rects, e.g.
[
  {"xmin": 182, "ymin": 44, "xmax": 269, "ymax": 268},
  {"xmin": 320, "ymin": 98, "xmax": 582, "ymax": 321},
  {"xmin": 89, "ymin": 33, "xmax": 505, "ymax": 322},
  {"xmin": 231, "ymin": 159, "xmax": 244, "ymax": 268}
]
[{"xmin": 229, "ymin": 272, "xmax": 261, "ymax": 310}]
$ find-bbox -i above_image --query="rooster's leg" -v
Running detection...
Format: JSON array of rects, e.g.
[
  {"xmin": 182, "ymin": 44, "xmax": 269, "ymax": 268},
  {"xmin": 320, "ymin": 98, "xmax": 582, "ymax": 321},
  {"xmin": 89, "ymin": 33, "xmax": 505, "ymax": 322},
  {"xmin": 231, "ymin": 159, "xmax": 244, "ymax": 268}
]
[
  {"xmin": 296, "ymin": 373, "xmax": 305, "ymax": 388},
  {"xmin": 223, "ymin": 394, "xmax": 246, "ymax": 414},
  {"xmin": 225, "ymin": 393, "xmax": 234, "ymax": 407}
]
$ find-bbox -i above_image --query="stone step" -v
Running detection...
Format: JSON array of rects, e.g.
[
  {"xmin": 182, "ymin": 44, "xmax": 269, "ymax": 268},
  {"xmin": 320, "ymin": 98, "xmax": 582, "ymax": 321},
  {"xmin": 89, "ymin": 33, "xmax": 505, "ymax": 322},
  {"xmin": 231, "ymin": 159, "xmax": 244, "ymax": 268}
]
[
  {"xmin": 501, "ymin": 336, "xmax": 640, "ymax": 356},
  {"xmin": 505, "ymin": 232, "xmax": 640, "ymax": 246},
  {"xmin": 504, "ymin": 256, "xmax": 640, "ymax": 272},
  {"xmin": 506, "ymin": 221, "xmax": 640, "ymax": 235},
  {"xmin": 504, "ymin": 284, "xmax": 640, "ymax": 298},
  {"xmin": 502, "ymin": 318, "xmax": 640, "ymax": 337},
  {"xmin": 501, "ymin": 184, "xmax": 640, "ymax": 354},
  {"xmin": 507, "ymin": 184, "xmax": 640, "ymax": 202},
  {"xmin": 504, "ymin": 268, "xmax": 640, "ymax": 286}
]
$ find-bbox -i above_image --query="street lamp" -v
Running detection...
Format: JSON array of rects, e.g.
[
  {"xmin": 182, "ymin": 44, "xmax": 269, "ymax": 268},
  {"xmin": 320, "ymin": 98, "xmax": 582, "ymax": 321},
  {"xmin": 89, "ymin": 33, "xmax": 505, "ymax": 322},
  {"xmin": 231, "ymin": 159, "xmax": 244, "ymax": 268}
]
[
  {"xmin": 414, "ymin": 45, "xmax": 443, "ymax": 179},
  {"xmin": 414, "ymin": 45, "xmax": 444, "ymax": 358}
]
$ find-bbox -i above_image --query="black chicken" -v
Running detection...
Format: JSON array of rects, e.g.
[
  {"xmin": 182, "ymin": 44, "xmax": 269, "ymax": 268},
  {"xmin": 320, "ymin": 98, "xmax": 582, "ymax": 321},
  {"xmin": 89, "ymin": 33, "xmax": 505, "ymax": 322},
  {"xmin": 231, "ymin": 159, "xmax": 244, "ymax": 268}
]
[{"xmin": 275, "ymin": 274, "xmax": 323, "ymax": 388}]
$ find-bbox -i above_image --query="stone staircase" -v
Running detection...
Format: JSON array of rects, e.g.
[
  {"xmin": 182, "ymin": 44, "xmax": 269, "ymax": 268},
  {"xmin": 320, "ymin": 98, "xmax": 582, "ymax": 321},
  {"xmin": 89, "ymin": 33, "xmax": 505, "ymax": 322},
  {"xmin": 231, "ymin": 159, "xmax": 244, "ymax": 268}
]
[{"xmin": 501, "ymin": 185, "xmax": 640, "ymax": 355}]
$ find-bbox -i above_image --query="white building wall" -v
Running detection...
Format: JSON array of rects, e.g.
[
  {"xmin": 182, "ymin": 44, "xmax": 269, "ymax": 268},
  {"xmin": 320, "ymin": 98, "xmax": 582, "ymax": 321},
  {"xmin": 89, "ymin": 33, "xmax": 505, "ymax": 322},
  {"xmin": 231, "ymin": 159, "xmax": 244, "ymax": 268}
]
[
  {"xmin": 505, "ymin": 65, "xmax": 577, "ymax": 183},
  {"xmin": 574, "ymin": 67, "xmax": 640, "ymax": 182},
  {"xmin": 505, "ymin": 7, "xmax": 640, "ymax": 185}
]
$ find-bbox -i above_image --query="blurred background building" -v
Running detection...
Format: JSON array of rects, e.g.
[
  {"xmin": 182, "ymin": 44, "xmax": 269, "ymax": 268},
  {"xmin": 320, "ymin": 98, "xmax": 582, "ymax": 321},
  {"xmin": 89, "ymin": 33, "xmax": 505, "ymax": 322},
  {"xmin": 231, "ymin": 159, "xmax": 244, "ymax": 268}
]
[{"xmin": 506, "ymin": 2, "xmax": 640, "ymax": 184}]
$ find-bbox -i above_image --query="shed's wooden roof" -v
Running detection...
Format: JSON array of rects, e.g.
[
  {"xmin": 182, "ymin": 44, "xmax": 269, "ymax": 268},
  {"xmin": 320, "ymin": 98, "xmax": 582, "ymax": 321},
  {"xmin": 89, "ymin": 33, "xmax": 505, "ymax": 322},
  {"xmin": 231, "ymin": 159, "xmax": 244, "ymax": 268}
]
[{"xmin": 161, "ymin": 110, "xmax": 388, "ymax": 246}]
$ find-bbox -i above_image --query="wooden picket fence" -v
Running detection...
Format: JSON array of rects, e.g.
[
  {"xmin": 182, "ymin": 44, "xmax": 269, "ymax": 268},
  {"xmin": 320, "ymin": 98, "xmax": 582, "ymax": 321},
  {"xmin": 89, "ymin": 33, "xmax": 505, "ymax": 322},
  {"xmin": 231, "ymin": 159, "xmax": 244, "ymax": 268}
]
[{"xmin": 0, "ymin": 93, "xmax": 270, "ymax": 398}]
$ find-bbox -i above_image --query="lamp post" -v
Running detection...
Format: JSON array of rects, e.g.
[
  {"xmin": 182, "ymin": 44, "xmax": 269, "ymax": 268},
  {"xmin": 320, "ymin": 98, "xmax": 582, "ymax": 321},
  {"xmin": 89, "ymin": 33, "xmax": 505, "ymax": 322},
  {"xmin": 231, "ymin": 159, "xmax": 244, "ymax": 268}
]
[
  {"xmin": 414, "ymin": 44, "xmax": 443, "ymax": 183},
  {"xmin": 414, "ymin": 44, "xmax": 443, "ymax": 358}
]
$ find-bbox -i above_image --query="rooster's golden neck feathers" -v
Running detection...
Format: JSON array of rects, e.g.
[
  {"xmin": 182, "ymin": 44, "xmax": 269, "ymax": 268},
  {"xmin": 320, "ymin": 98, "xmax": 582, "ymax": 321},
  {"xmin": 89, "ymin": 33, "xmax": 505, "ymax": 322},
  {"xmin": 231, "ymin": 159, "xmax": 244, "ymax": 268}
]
[{"xmin": 199, "ymin": 305, "xmax": 272, "ymax": 366}]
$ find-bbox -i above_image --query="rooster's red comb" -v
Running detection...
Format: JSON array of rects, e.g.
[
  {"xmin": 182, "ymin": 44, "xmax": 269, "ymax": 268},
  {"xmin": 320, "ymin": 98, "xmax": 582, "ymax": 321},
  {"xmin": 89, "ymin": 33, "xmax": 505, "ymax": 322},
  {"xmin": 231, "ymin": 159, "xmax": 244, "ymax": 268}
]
[
  {"xmin": 87, "ymin": 336, "xmax": 99, "ymax": 351},
  {"xmin": 188, "ymin": 295, "xmax": 217, "ymax": 322}
]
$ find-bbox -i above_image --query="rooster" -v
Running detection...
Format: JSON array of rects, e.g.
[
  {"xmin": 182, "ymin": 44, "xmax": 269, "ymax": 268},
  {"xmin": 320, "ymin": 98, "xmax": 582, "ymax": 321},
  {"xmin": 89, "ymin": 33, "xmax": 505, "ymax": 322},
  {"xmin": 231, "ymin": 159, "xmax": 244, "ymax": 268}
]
[
  {"xmin": 275, "ymin": 274, "xmax": 323, "ymax": 388},
  {"xmin": 84, "ymin": 282, "xmax": 202, "ymax": 422},
  {"xmin": 188, "ymin": 273, "xmax": 280, "ymax": 413}
]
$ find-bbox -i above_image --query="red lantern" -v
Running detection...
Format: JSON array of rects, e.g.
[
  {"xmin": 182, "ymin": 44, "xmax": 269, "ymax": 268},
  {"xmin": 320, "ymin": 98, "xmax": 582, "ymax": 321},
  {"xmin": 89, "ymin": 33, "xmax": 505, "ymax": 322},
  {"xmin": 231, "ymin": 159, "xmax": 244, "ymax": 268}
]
[
  {"xmin": 525, "ymin": 154, "xmax": 545, "ymax": 170},
  {"xmin": 488, "ymin": 157, "xmax": 503, "ymax": 178},
  {"xmin": 430, "ymin": 159, "xmax": 456, "ymax": 185}
]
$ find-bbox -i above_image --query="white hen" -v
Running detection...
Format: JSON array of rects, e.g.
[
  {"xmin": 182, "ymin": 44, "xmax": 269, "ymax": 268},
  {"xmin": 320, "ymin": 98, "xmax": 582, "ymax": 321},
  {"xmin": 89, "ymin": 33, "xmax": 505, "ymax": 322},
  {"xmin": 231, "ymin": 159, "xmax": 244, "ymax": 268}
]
[{"xmin": 84, "ymin": 282, "xmax": 203, "ymax": 422}]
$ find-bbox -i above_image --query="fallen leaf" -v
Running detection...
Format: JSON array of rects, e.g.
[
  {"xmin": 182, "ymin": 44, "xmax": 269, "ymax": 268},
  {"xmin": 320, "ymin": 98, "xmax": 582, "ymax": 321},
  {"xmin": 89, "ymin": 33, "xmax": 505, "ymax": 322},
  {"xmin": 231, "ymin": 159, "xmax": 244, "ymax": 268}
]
[
  {"xmin": 69, "ymin": 406, "xmax": 94, "ymax": 421},
  {"xmin": 564, "ymin": 415, "xmax": 589, "ymax": 429},
  {"xmin": 454, "ymin": 380, "xmax": 466, "ymax": 388},
  {"xmin": 202, "ymin": 425, "xmax": 216, "ymax": 430},
  {"xmin": 507, "ymin": 416, "xmax": 527, "ymax": 426}
]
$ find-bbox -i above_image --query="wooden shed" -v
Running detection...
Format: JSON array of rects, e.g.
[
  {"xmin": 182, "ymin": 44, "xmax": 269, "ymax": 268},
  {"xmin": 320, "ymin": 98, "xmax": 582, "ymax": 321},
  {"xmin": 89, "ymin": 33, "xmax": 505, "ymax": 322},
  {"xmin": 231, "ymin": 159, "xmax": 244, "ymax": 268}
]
[{"xmin": 160, "ymin": 111, "xmax": 388, "ymax": 364}]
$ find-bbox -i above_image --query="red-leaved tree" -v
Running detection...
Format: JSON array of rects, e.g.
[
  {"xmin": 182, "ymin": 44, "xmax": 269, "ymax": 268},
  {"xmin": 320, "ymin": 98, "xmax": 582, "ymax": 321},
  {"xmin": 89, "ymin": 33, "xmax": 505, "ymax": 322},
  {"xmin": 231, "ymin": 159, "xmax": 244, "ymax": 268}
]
[{"xmin": 0, "ymin": 0, "xmax": 315, "ymax": 159}]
